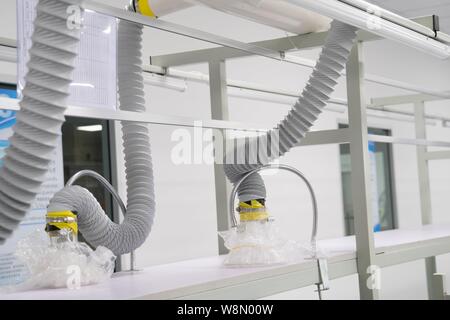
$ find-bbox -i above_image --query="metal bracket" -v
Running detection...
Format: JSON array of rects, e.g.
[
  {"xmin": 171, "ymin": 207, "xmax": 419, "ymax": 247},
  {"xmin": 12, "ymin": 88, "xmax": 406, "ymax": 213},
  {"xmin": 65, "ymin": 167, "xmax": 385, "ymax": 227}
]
[
  {"xmin": 315, "ymin": 258, "xmax": 330, "ymax": 300},
  {"xmin": 432, "ymin": 273, "xmax": 450, "ymax": 300}
]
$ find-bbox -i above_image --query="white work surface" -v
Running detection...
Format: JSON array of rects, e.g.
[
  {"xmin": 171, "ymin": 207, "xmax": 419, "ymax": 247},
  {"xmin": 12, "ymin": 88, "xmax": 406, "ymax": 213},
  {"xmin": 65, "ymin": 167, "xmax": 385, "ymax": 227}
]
[{"xmin": 1, "ymin": 224, "xmax": 450, "ymax": 300}]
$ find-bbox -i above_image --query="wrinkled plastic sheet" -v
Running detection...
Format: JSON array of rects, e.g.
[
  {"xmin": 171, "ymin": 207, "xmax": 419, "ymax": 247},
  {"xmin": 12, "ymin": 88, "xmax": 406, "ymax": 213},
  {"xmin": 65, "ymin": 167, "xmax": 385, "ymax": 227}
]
[
  {"xmin": 220, "ymin": 221, "xmax": 325, "ymax": 267},
  {"xmin": 1, "ymin": 230, "xmax": 115, "ymax": 292}
]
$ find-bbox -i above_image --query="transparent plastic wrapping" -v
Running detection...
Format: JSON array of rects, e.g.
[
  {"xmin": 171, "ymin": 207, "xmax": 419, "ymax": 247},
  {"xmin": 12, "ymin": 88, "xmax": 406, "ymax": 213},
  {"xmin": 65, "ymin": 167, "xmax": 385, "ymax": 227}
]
[
  {"xmin": 1, "ymin": 230, "xmax": 116, "ymax": 292},
  {"xmin": 220, "ymin": 220, "xmax": 326, "ymax": 267}
]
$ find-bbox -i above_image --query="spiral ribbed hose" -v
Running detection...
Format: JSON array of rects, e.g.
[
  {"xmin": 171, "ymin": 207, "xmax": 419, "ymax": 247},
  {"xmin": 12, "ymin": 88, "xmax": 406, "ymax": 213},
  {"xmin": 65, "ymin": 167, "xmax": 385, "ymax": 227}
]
[
  {"xmin": 224, "ymin": 21, "xmax": 358, "ymax": 202},
  {"xmin": 0, "ymin": 0, "xmax": 82, "ymax": 244},
  {"xmin": 47, "ymin": 20, "xmax": 156, "ymax": 256}
]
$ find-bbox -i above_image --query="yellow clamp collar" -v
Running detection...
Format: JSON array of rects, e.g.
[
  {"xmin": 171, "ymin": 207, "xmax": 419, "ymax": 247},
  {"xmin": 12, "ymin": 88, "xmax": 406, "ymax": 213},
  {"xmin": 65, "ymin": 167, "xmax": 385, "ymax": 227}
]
[
  {"xmin": 137, "ymin": 0, "xmax": 156, "ymax": 18},
  {"xmin": 239, "ymin": 212, "xmax": 269, "ymax": 222},
  {"xmin": 46, "ymin": 211, "xmax": 78, "ymax": 234},
  {"xmin": 239, "ymin": 200, "xmax": 268, "ymax": 222},
  {"xmin": 239, "ymin": 199, "xmax": 265, "ymax": 210}
]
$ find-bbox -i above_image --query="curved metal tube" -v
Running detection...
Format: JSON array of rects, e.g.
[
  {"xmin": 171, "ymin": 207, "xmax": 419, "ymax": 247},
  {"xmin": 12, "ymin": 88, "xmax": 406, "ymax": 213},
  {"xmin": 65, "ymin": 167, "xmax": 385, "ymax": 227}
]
[
  {"xmin": 66, "ymin": 170, "xmax": 127, "ymax": 216},
  {"xmin": 229, "ymin": 164, "xmax": 318, "ymax": 247}
]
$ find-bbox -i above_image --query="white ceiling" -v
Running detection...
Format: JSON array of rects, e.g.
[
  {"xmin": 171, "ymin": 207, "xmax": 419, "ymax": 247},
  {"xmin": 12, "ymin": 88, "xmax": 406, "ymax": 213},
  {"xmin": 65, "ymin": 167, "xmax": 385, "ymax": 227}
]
[{"xmin": 370, "ymin": 0, "xmax": 450, "ymax": 33}]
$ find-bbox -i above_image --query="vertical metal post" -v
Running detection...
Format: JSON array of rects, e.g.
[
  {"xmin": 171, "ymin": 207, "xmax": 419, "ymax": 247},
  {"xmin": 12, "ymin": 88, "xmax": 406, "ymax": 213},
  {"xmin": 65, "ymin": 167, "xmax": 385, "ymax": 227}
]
[
  {"xmin": 414, "ymin": 100, "xmax": 438, "ymax": 299},
  {"xmin": 346, "ymin": 42, "xmax": 379, "ymax": 300},
  {"xmin": 209, "ymin": 60, "xmax": 231, "ymax": 254},
  {"xmin": 108, "ymin": 120, "xmax": 123, "ymax": 272},
  {"xmin": 431, "ymin": 274, "xmax": 448, "ymax": 300}
]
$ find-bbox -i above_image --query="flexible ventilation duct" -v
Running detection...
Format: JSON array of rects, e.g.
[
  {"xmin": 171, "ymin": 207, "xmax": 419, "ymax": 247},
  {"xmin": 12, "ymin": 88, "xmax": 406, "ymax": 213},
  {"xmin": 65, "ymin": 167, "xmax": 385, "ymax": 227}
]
[
  {"xmin": 135, "ymin": 0, "xmax": 357, "ymax": 201},
  {"xmin": 48, "ymin": 19, "xmax": 156, "ymax": 256},
  {"xmin": 224, "ymin": 21, "xmax": 358, "ymax": 201},
  {"xmin": 0, "ymin": 0, "xmax": 155, "ymax": 256},
  {"xmin": 0, "ymin": 0, "xmax": 82, "ymax": 245}
]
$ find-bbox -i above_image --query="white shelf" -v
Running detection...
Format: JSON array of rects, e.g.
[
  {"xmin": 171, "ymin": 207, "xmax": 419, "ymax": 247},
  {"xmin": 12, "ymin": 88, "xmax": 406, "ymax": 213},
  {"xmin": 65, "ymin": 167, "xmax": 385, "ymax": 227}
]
[{"xmin": 2, "ymin": 224, "xmax": 450, "ymax": 300}]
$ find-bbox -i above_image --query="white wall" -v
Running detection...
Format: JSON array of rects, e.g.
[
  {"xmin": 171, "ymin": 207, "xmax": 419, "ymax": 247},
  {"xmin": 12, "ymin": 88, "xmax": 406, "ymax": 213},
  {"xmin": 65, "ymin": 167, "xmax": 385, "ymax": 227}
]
[{"xmin": 1, "ymin": 0, "xmax": 450, "ymax": 300}]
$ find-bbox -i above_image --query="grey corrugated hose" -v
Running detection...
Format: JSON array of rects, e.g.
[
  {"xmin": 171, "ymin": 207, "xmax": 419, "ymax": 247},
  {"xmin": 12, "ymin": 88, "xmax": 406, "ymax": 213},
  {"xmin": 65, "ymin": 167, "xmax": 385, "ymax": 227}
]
[
  {"xmin": 224, "ymin": 20, "xmax": 358, "ymax": 202},
  {"xmin": 47, "ymin": 19, "xmax": 156, "ymax": 256},
  {"xmin": 0, "ymin": 0, "xmax": 82, "ymax": 244}
]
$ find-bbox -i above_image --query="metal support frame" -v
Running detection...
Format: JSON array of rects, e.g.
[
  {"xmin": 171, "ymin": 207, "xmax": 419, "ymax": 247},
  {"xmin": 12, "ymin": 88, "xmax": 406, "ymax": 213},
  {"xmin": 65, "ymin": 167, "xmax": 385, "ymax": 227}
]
[
  {"xmin": 425, "ymin": 151, "xmax": 450, "ymax": 161},
  {"xmin": 366, "ymin": 92, "xmax": 450, "ymax": 300},
  {"xmin": 108, "ymin": 121, "xmax": 124, "ymax": 272},
  {"xmin": 148, "ymin": 16, "xmax": 450, "ymax": 100},
  {"xmin": 346, "ymin": 42, "xmax": 379, "ymax": 300},
  {"xmin": 370, "ymin": 94, "xmax": 445, "ymax": 108},
  {"xmin": 415, "ymin": 101, "xmax": 433, "ymax": 226},
  {"xmin": 414, "ymin": 100, "xmax": 439, "ymax": 300},
  {"xmin": 432, "ymin": 274, "xmax": 450, "ymax": 300},
  {"xmin": 208, "ymin": 60, "xmax": 231, "ymax": 254},
  {"xmin": 150, "ymin": 16, "xmax": 436, "ymax": 67}
]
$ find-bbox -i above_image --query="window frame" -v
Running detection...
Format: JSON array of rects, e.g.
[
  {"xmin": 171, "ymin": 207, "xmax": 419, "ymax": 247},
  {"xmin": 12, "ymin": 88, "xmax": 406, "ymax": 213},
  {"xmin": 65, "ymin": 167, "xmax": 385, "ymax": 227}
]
[{"xmin": 338, "ymin": 122, "xmax": 398, "ymax": 236}]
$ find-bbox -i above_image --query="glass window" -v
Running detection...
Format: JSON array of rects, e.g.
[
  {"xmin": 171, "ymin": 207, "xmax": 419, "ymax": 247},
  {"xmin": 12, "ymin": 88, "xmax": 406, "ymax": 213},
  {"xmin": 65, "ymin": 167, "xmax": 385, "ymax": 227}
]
[
  {"xmin": 61, "ymin": 117, "xmax": 114, "ymax": 220},
  {"xmin": 339, "ymin": 124, "xmax": 396, "ymax": 236}
]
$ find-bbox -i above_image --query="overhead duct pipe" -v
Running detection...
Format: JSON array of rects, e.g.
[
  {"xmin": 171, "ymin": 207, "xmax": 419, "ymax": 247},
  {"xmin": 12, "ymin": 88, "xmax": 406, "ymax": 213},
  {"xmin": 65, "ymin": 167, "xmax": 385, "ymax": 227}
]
[
  {"xmin": 133, "ymin": 0, "xmax": 331, "ymax": 34},
  {"xmin": 133, "ymin": 0, "xmax": 450, "ymax": 59},
  {"xmin": 133, "ymin": 0, "xmax": 193, "ymax": 18}
]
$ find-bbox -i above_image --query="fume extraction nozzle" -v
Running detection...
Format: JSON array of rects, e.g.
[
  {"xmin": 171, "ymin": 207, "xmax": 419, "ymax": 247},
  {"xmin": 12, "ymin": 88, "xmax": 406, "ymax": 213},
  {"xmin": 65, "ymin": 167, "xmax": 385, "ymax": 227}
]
[
  {"xmin": 220, "ymin": 199, "xmax": 286, "ymax": 266},
  {"xmin": 220, "ymin": 164, "xmax": 323, "ymax": 267},
  {"xmin": 1, "ymin": 210, "xmax": 115, "ymax": 292},
  {"xmin": 45, "ymin": 210, "xmax": 79, "ymax": 243}
]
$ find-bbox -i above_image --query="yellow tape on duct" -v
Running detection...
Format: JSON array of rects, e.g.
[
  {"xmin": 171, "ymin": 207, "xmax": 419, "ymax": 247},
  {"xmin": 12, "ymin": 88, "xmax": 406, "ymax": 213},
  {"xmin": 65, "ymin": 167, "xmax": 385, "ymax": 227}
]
[
  {"xmin": 46, "ymin": 211, "xmax": 78, "ymax": 234},
  {"xmin": 238, "ymin": 199, "xmax": 268, "ymax": 221},
  {"xmin": 239, "ymin": 199, "xmax": 265, "ymax": 209},
  {"xmin": 137, "ymin": 0, "xmax": 156, "ymax": 17},
  {"xmin": 239, "ymin": 212, "xmax": 269, "ymax": 222}
]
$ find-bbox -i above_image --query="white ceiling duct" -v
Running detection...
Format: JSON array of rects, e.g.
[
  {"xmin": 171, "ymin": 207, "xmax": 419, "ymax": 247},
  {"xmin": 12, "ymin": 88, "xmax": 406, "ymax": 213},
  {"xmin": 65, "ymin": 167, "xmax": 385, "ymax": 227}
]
[
  {"xmin": 132, "ymin": 0, "xmax": 450, "ymax": 59},
  {"xmin": 133, "ymin": 0, "xmax": 331, "ymax": 34}
]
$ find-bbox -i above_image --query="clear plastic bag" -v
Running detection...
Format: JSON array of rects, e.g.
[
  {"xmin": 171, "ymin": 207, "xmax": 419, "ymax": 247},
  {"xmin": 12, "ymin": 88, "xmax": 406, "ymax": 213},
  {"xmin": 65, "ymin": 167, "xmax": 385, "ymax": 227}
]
[
  {"xmin": 219, "ymin": 220, "xmax": 326, "ymax": 267},
  {"xmin": 1, "ymin": 229, "xmax": 116, "ymax": 292}
]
